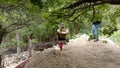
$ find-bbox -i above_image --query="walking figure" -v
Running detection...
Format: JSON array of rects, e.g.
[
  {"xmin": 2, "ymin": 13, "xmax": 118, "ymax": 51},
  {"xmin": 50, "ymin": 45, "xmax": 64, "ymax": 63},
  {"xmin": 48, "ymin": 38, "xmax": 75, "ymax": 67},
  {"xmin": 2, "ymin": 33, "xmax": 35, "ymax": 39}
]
[
  {"xmin": 57, "ymin": 23, "xmax": 68, "ymax": 50},
  {"xmin": 91, "ymin": 21, "xmax": 101, "ymax": 41}
]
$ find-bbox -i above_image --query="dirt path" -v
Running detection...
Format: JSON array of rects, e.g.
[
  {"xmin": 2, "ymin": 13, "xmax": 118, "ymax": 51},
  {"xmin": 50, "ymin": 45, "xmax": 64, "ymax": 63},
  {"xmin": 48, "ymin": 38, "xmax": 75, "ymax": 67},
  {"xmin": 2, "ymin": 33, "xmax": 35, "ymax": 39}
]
[{"xmin": 25, "ymin": 35, "xmax": 120, "ymax": 68}]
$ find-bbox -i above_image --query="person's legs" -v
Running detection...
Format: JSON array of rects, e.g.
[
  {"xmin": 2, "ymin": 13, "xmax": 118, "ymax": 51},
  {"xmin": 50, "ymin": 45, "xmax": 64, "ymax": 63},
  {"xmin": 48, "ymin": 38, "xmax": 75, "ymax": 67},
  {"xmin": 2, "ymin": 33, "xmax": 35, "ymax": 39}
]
[
  {"xmin": 58, "ymin": 41, "xmax": 63, "ymax": 50},
  {"xmin": 94, "ymin": 25, "xmax": 99, "ymax": 41},
  {"xmin": 94, "ymin": 34, "xmax": 99, "ymax": 41},
  {"xmin": 91, "ymin": 25, "xmax": 96, "ymax": 39}
]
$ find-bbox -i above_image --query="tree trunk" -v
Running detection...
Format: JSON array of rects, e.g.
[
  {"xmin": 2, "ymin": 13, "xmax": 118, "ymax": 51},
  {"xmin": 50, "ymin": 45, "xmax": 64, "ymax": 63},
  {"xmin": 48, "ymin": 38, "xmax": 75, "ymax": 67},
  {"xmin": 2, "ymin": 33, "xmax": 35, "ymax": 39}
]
[
  {"xmin": 0, "ymin": 32, "xmax": 5, "ymax": 68},
  {"xmin": 16, "ymin": 33, "xmax": 21, "ymax": 55},
  {"xmin": 28, "ymin": 36, "xmax": 33, "ymax": 57},
  {"xmin": 69, "ymin": 22, "xmax": 74, "ymax": 38},
  {"xmin": 0, "ymin": 55, "xmax": 2, "ymax": 68},
  {"xmin": 0, "ymin": 33, "xmax": 4, "ymax": 44}
]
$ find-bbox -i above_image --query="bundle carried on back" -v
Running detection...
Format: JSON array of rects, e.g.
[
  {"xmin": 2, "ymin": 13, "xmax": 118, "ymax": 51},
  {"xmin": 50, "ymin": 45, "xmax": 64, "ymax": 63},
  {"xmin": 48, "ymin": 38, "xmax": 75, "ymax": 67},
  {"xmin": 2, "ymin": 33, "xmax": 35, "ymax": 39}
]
[
  {"xmin": 57, "ymin": 28, "xmax": 68, "ymax": 38},
  {"xmin": 57, "ymin": 23, "xmax": 68, "ymax": 40}
]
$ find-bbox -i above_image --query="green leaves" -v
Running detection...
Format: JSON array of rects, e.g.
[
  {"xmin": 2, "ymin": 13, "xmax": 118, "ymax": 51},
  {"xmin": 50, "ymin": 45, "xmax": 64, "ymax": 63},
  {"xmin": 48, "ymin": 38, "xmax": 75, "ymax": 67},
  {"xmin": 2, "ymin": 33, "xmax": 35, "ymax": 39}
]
[
  {"xmin": 0, "ymin": 0, "xmax": 6, "ymax": 3},
  {"xmin": 110, "ymin": 30, "xmax": 120, "ymax": 46},
  {"xmin": 30, "ymin": 0, "xmax": 43, "ymax": 8}
]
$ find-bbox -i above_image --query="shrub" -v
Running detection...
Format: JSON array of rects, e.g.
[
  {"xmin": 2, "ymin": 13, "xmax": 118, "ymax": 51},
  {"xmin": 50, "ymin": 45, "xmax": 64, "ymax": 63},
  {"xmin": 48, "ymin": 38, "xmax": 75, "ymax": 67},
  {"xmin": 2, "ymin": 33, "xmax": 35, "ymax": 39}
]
[{"xmin": 109, "ymin": 30, "xmax": 120, "ymax": 46}]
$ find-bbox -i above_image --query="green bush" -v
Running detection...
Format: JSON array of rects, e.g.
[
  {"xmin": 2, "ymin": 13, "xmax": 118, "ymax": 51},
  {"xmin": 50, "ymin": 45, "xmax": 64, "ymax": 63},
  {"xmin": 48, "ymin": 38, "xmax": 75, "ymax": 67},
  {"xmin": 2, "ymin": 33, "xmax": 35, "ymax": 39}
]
[
  {"xmin": 1, "ymin": 38, "xmax": 25, "ymax": 47},
  {"xmin": 109, "ymin": 30, "xmax": 120, "ymax": 46},
  {"xmin": 102, "ymin": 25, "xmax": 118, "ymax": 36}
]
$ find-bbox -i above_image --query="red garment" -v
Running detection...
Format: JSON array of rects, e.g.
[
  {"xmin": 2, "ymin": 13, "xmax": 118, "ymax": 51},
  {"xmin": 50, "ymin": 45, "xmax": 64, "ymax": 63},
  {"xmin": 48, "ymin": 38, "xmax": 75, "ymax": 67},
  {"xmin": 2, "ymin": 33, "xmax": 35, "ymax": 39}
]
[{"xmin": 58, "ymin": 41, "xmax": 63, "ymax": 48}]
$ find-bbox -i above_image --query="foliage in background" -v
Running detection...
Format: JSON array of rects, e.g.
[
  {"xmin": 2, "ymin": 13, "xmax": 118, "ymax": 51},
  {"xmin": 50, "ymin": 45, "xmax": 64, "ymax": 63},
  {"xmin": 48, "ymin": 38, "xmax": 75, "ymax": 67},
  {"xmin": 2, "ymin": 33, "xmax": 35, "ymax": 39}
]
[
  {"xmin": 109, "ymin": 30, "xmax": 120, "ymax": 46},
  {"xmin": 1, "ymin": 0, "xmax": 120, "ymax": 47},
  {"xmin": 1, "ymin": 38, "xmax": 25, "ymax": 47}
]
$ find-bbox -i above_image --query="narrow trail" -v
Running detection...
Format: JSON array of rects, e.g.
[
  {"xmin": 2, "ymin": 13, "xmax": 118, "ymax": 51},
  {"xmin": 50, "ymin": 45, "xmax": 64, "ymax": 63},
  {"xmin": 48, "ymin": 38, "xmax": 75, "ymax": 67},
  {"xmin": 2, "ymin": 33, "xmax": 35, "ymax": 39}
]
[{"xmin": 25, "ymin": 34, "xmax": 120, "ymax": 68}]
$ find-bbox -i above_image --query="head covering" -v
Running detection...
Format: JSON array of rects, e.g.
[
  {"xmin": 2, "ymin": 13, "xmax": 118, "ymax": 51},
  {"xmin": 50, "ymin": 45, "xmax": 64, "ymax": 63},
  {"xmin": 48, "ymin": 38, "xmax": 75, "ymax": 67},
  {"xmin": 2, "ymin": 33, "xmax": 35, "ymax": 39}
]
[
  {"xmin": 93, "ymin": 21, "xmax": 101, "ymax": 25},
  {"xmin": 60, "ymin": 23, "xmax": 65, "ymax": 29}
]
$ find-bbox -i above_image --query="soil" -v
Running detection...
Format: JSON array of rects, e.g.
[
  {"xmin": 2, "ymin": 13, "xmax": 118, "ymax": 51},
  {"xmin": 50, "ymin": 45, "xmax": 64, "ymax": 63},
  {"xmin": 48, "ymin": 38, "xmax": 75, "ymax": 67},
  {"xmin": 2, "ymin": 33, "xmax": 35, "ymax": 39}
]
[{"xmin": 25, "ymin": 35, "xmax": 120, "ymax": 68}]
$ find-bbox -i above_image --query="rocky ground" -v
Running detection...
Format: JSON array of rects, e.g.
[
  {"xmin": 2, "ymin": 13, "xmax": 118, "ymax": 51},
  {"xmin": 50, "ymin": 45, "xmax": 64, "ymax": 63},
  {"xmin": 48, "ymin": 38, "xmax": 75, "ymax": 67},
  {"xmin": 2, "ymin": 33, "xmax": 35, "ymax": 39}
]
[
  {"xmin": 24, "ymin": 34, "xmax": 120, "ymax": 68},
  {"xmin": 3, "ymin": 51, "xmax": 41, "ymax": 68},
  {"xmin": 3, "ymin": 51, "xmax": 29, "ymax": 68},
  {"xmin": 4, "ymin": 34, "xmax": 119, "ymax": 68}
]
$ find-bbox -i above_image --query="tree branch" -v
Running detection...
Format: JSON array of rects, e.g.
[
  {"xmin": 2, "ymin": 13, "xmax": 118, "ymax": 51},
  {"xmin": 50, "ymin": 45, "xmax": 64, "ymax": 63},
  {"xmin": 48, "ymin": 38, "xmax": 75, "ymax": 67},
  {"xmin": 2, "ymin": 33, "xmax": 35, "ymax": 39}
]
[
  {"xmin": 63, "ymin": 1, "xmax": 105, "ymax": 18},
  {"xmin": 7, "ymin": 21, "xmax": 29, "ymax": 33},
  {"xmin": 71, "ymin": 10, "xmax": 87, "ymax": 22},
  {"xmin": 91, "ymin": 6, "xmax": 95, "ymax": 21},
  {"xmin": 63, "ymin": 0, "xmax": 85, "ymax": 9},
  {"xmin": 63, "ymin": 0, "xmax": 120, "ymax": 10},
  {"xmin": 3, "ymin": 23, "xmax": 17, "ymax": 29}
]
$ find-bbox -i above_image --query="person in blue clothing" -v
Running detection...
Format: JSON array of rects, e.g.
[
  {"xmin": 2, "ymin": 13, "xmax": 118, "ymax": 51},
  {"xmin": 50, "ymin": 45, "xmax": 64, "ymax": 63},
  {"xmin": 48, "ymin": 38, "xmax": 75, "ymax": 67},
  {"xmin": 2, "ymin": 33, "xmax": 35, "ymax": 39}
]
[{"xmin": 91, "ymin": 21, "xmax": 101, "ymax": 41}]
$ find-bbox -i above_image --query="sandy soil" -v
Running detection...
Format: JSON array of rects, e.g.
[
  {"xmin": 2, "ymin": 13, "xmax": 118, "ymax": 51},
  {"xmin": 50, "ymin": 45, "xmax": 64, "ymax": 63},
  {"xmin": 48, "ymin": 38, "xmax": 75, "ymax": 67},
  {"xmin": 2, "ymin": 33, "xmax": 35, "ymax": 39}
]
[{"xmin": 25, "ymin": 35, "xmax": 120, "ymax": 68}]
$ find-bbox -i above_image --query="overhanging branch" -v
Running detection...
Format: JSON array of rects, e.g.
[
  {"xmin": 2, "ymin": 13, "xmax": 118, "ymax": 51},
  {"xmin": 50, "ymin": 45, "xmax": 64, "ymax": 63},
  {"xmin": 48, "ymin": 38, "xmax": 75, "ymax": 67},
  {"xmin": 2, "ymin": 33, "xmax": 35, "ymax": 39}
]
[
  {"xmin": 63, "ymin": 0, "xmax": 120, "ymax": 10},
  {"xmin": 61, "ymin": 1, "xmax": 105, "ymax": 19},
  {"xmin": 71, "ymin": 10, "xmax": 87, "ymax": 22},
  {"xmin": 91, "ymin": 6, "xmax": 95, "ymax": 21}
]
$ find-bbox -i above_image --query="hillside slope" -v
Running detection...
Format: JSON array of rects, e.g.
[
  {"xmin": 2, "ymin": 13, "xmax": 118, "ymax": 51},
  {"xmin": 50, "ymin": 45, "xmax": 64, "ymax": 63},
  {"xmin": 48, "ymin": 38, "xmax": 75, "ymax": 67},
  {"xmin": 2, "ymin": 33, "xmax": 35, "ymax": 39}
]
[{"xmin": 25, "ymin": 35, "xmax": 120, "ymax": 68}]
